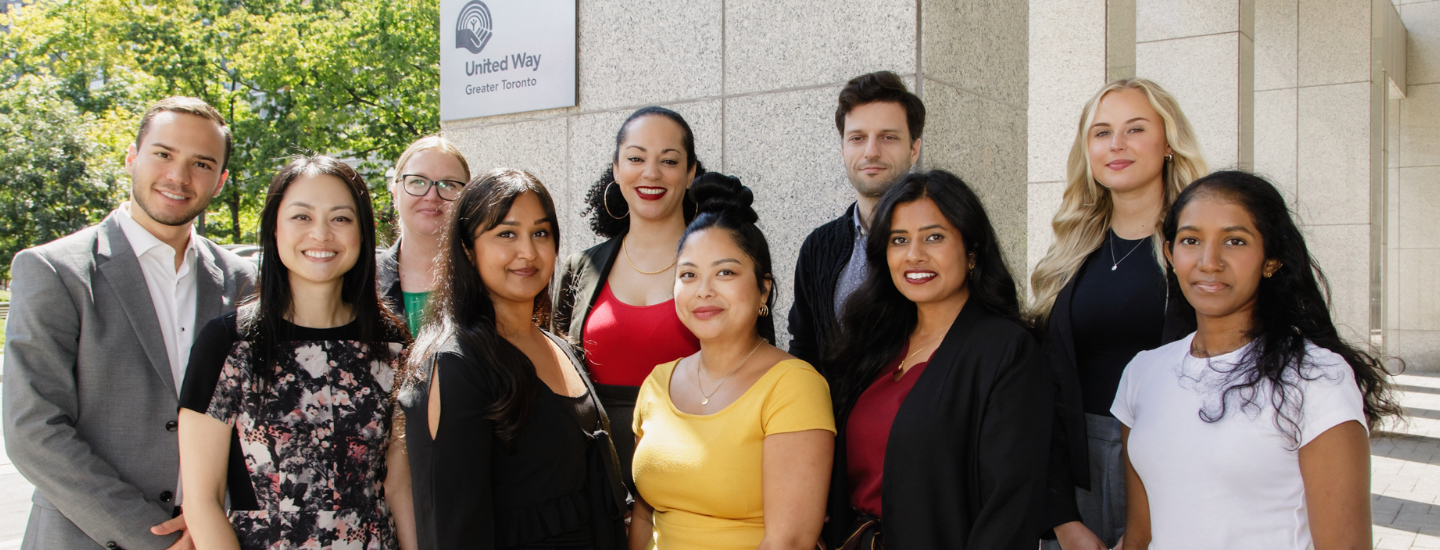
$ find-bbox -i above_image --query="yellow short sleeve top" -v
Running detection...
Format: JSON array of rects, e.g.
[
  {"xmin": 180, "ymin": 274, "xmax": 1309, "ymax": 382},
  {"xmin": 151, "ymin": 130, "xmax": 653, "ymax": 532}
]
[{"xmin": 632, "ymin": 358, "xmax": 835, "ymax": 550}]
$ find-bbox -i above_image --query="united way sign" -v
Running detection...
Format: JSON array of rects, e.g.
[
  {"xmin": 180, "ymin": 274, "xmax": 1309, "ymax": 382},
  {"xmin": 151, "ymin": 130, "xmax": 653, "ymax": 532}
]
[{"xmin": 440, "ymin": 0, "xmax": 577, "ymax": 121}]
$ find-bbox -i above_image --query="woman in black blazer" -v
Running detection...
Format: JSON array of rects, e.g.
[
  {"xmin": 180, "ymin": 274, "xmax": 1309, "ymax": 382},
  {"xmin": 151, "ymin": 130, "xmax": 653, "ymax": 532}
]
[
  {"xmin": 552, "ymin": 106, "xmax": 706, "ymax": 491},
  {"xmin": 823, "ymin": 170, "xmax": 1053, "ymax": 550},
  {"xmin": 1028, "ymin": 79, "xmax": 1206, "ymax": 549}
]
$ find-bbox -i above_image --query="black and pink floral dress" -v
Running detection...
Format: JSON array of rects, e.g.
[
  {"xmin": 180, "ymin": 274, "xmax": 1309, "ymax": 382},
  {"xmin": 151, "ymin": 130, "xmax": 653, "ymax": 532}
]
[{"xmin": 180, "ymin": 312, "xmax": 406, "ymax": 550}]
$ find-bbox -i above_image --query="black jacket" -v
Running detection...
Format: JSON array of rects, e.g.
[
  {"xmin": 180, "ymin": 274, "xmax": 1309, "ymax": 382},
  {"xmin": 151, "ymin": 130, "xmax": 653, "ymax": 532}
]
[
  {"xmin": 552, "ymin": 237, "xmax": 622, "ymax": 349},
  {"xmin": 1041, "ymin": 266, "xmax": 1195, "ymax": 530},
  {"xmin": 376, "ymin": 241, "xmax": 405, "ymax": 321},
  {"xmin": 825, "ymin": 300, "xmax": 1055, "ymax": 550},
  {"xmin": 786, "ymin": 203, "xmax": 856, "ymax": 369}
]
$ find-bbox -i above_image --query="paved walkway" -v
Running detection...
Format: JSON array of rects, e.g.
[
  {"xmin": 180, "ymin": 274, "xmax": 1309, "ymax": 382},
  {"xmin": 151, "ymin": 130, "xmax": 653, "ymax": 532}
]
[
  {"xmin": 1374, "ymin": 372, "xmax": 1440, "ymax": 548},
  {"xmin": 0, "ymin": 377, "xmax": 1434, "ymax": 549}
]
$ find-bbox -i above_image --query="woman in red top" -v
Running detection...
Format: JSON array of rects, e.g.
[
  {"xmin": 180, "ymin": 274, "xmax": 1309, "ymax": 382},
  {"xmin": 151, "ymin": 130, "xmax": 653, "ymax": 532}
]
[{"xmin": 553, "ymin": 106, "xmax": 705, "ymax": 490}]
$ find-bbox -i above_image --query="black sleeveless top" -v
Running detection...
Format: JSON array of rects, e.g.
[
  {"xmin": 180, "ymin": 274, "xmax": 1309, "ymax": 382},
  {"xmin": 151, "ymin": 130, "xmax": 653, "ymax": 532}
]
[{"xmin": 399, "ymin": 330, "xmax": 627, "ymax": 550}]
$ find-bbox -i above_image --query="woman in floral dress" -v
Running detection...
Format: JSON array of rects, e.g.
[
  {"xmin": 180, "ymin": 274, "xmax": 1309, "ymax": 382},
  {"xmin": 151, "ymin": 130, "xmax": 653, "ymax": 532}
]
[{"xmin": 178, "ymin": 156, "xmax": 417, "ymax": 550}]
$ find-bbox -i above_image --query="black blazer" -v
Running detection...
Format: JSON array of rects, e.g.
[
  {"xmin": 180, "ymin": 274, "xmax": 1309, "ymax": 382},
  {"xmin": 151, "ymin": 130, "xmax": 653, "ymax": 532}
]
[
  {"xmin": 786, "ymin": 203, "xmax": 856, "ymax": 369},
  {"xmin": 552, "ymin": 236, "xmax": 622, "ymax": 349},
  {"xmin": 825, "ymin": 300, "xmax": 1054, "ymax": 550},
  {"xmin": 1041, "ymin": 265, "xmax": 1195, "ymax": 529},
  {"xmin": 376, "ymin": 241, "xmax": 406, "ymax": 320}
]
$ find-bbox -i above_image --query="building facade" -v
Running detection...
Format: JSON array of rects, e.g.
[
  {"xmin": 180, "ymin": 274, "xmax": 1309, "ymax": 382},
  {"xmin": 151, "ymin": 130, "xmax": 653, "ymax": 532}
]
[{"xmin": 441, "ymin": 0, "xmax": 1440, "ymax": 370}]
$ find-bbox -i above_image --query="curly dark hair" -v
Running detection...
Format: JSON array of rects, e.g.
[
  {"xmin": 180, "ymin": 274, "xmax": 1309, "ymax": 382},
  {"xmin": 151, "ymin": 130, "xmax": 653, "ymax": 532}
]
[
  {"xmin": 1162, "ymin": 170, "xmax": 1401, "ymax": 447},
  {"xmin": 581, "ymin": 106, "xmax": 706, "ymax": 239},
  {"xmin": 825, "ymin": 170, "xmax": 1028, "ymax": 412}
]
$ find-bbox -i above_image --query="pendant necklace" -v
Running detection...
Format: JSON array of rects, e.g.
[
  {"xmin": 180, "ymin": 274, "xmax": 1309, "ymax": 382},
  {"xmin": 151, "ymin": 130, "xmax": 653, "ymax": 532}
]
[
  {"xmin": 696, "ymin": 340, "xmax": 764, "ymax": 405},
  {"xmin": 1109, "ymin": 230, "xmax": 1146, "ymax": 271},
  {"xmin": 894, "ymin": 336, "xmax": 942, "ymax": 382}
]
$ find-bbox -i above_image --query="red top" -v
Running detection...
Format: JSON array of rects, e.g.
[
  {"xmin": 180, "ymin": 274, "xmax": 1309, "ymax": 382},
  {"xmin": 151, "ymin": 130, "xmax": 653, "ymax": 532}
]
[
  {"xmin": 582, "ymin": 281, "xmax": 701, "ymax": 387},
  {"xmin": 845, "ymin": 348, "xmax": 930, "ymax": 517}
]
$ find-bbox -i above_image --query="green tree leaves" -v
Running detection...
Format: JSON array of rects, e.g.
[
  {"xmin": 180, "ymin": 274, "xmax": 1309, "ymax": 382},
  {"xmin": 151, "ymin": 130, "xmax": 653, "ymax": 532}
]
[{"xmin": 0, "ymin": 0, "xmax": 439, "ymax": 263}]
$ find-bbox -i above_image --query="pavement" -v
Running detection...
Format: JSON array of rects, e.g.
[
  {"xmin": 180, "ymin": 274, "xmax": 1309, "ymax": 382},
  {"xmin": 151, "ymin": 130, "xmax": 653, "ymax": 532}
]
[{"xmin": 0, "ymin": 376, "xmax": 1434, "ymax": 549}]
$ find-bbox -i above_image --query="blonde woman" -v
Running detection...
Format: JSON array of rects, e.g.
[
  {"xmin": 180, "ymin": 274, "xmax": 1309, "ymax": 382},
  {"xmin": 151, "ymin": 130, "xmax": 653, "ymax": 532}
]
[
  {"xmin": 1032, "ymin": 79, "xmax": 1206, "ymax": 550},
  {"xmin": 378, "ymin": 135, "xmax": 472, "ymax": 335}
]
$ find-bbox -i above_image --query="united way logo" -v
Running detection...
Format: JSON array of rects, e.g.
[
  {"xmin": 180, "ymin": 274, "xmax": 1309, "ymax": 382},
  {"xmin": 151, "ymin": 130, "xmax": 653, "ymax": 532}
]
[{"xmin": 455, "ymin": 0, "xmax": 493, "ymax": 54}]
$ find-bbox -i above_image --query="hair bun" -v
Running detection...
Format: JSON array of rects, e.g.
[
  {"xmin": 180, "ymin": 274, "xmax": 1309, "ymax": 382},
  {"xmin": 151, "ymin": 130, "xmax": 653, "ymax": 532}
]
[{"xmin": 689, "ymin": 172, "xmax": 758, "ymax": 225}]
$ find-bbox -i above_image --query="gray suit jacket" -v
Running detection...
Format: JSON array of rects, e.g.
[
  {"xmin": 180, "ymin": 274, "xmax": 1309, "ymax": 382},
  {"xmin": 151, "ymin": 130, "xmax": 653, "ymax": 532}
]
[{"xmin": 3, "ymin": 212, "xmax": 255, "ymax": 550}]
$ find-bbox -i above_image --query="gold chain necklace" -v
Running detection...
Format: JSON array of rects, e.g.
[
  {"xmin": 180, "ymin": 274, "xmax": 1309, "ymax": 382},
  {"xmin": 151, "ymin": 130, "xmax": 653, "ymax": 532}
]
[
  {"xmin": 696, "ymin": 340, "xmax": 764, "ymax": 405},
  {"xmin": 623, "ymin": 238, "xmax": 677, "ymax": 275},
  {"xmin": 894, "ymin": 336, "xmax": 942, "ymax": 381}
]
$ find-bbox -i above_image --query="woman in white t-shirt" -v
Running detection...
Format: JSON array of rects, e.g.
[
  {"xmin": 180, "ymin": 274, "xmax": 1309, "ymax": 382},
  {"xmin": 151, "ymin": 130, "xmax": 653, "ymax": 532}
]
[{"xmin": 1113, "ymin": 171, "xmax": 1401, "ymax": 550}]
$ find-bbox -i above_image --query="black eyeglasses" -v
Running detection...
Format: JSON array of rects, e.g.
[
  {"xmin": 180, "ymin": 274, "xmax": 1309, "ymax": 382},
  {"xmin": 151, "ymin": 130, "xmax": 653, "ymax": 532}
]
[{"xmin": 399, "ymin": 174, "xmax": 466, "ymax": 201}]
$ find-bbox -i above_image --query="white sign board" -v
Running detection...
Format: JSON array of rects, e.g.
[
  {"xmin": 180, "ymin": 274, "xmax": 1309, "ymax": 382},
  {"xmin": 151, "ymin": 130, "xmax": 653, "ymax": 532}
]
[{"xmin": 439, "ymin": 0, "xmax": 576, "ymax": 121}]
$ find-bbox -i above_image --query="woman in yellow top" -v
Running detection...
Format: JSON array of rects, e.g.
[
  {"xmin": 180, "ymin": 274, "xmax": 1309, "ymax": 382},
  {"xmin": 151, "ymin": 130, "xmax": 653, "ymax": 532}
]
[{"xmin": 630, "ymin": 173, "xmax": 836, "ymax": 550}]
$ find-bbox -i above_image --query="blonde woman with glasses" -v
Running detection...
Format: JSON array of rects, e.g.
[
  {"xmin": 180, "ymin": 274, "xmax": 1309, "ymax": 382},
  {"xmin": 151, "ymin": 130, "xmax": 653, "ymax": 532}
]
[
  {"xmin": 377, "ymin": 135, "xmax": 472, "ymax": 335},
  {"xmin": 1032, "ymin": 79, "xmax": 1207, "ymax": 550}
]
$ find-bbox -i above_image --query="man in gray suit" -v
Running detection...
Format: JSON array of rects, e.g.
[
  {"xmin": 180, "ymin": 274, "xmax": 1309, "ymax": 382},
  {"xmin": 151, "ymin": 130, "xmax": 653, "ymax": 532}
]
[{"xmin": 3, "ymin": 97, "xmax": 256, "ymax": 550}]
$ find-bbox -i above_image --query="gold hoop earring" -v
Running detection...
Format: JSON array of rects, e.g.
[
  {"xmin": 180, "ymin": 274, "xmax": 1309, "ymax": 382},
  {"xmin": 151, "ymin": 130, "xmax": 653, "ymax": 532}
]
[
  {"xmin": 758, "ymin": 305, "xmax": 770, "ymax": 317},
  {"xmin": 603, "ymin": 181, "xmax": 628, "ymax": 220}
]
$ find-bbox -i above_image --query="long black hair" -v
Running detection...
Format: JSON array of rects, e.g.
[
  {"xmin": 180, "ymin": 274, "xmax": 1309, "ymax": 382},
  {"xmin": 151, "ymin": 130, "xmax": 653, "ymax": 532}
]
[
  {"xmin": 582, "ymin": 106, "xmax": 706, "ymax": 238},
  {"xmin": 676, "ymin": 172, "xmax": 777, "ymax": 345},
  {"xmin": 826, "ymin": 170, "xmax": 1028, "ymax": 413},
  {"xmin": 1162, "ymin": 171, "xmax": 1400, "ymax": 445},
  {"xmin": 241, "ymin": 156, "xmax": 407, "ymax": 391},
  {"xmin": 400, "ymin": 168, "xmax": 561, "ymax": 448}
]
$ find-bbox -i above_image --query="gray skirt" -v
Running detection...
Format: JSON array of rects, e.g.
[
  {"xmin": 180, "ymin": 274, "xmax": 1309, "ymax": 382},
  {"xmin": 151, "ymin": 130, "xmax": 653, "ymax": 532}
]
[{"xmin": 1042, "ymin": 413, "xmax": 1127, "ymax": 549}]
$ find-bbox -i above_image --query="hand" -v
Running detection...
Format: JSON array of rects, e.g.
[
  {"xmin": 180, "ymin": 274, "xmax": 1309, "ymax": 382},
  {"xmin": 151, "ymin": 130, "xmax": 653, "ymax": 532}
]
[
  {"xmin": 151, "ymin": 514, "xmax": 195, "ymax": 550},
  {"xmin": 1054, "ymin": 521, "xmax": 1106, "ymax": 550}
]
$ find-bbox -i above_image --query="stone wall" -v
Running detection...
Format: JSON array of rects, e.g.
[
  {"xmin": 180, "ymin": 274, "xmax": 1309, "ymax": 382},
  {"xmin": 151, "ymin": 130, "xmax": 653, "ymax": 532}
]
[{"xmin": 441, "ymin": 0, "xmax": 1028, "ymax": 347}]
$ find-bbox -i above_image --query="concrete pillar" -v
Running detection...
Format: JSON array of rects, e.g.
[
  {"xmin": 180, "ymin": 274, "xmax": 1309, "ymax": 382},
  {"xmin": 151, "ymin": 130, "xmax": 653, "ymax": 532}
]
[
  {"xmin": 1136, "ymin": 0, "xmax": 1254, "ymax": 172},
  {"xmin": 1025, "ymin": 0, "xmax": 1108, "ymax": 280}
]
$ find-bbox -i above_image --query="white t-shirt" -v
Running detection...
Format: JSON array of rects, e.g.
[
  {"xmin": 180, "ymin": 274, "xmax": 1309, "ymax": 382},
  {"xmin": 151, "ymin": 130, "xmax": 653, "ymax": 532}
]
[{"xmin": 1111, "ymin": 333, "xmax": 1367, "ymax": 550}]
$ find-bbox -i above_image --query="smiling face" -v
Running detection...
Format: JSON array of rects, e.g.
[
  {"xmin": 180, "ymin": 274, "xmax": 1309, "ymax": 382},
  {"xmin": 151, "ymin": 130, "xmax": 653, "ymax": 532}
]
[
  {"xmin": 393, "ymin": 149, "xmax": 469, "ymax": 238},
  {"xmin": 1087, "ymin": 87, "xmax": 1171, "ymax": 196},
  {"xmin": 842, "ymin": 101, "xmax": 920, "ymax": 199},
  {"xmin": 675, "ymin": 228, "xmax": 772, "ymax": 342},
  {"xmin": 1165, "ymin": 194, "xmax": 1282, "ymax": 324},
  {"xmin": 612, "ymin": 115, "xmax": 696, "ymax": 222},
  {"xmin": 886, "ymin": 197, "xmax": 972, "ymax": 308},
  {"xmin": 275, "ymin": 173, "xmax": 362, "ymax": 289},
  {"xmin": 125, "ymin": 111, "xmax": 229, "ymax": 227},
  {"xmin": 471, "ymin": 191, "xmax": 557, "ymax": 308}
]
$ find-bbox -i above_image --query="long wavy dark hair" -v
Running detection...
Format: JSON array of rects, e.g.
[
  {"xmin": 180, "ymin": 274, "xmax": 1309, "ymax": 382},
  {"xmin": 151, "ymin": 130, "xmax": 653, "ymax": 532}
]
[
  {"xmin": 826, "ymin": 170, "xmax": 1028, "ymax": 412},
  {"xmin": 1163, "ymin": 171, "xmax": 1401, "ymax": 446},
  {"xmin": 400, "ymin": 168, "xmax": 561, "ymax": 448},
  {"xmin": 676, "ymin": 173, "xmax": 777, "ymax": 344},
  {"xmin": 240, "ymin": 156, "xmax": 408, "ymax": 392},
  {"xmin": 582, "ymin": 106, "xmax": 706, "ymax": 239}
]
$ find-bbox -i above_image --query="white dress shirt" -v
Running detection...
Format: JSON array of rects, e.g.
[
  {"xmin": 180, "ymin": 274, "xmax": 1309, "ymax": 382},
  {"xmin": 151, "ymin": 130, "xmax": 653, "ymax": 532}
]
[{"xmin": 114, "ymin": 202, "xmax": 200, "ymax": 394}]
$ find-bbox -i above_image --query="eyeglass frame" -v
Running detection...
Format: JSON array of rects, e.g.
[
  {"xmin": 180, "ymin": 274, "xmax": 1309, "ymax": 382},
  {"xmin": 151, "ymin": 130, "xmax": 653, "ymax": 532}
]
[{"xmin": 397, "ymin": 174, "xmax": 467, "ymax": 201}]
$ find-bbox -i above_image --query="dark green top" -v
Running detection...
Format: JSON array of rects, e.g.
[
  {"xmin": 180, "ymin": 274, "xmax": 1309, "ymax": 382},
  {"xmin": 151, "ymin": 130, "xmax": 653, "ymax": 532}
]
[{"xmin": 403, "ymin": 290, "xmax": 430, "ymax": 335}]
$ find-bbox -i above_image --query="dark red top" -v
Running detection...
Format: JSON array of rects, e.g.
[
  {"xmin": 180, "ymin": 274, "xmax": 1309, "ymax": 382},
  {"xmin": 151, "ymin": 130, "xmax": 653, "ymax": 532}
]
[
  {"xmin": 582, "ymin": 281, "xmax": 701, "ymax": 387},
  {"xmin": 845, "ymin": 348, "xmax": 930, "ymax": 517}
]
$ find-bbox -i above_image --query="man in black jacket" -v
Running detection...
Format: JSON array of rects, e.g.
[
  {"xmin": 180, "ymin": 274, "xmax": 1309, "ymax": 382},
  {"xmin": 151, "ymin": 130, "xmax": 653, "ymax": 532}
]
[{"xmin": 787, "ymin": 71, "xmax": 925, "ymax": 369}]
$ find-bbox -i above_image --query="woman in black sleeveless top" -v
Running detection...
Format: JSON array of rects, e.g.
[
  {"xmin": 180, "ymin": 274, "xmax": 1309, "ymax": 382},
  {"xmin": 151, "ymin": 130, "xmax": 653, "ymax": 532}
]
[{"xmin": 397, "ymin": 168, "xmax": 628, "ymax": 550}]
